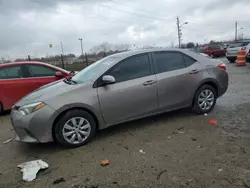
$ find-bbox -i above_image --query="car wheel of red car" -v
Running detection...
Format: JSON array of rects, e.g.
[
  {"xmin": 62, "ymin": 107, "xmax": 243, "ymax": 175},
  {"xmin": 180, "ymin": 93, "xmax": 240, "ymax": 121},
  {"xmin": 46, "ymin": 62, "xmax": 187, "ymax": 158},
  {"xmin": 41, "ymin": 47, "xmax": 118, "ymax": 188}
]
[
  {"xmin": 0, "ymin": 102, "xmax": 3, "ymax": 114},
  {"xmin": 210, "ymin": 54, "xmax": 214, "ymax": 58}
]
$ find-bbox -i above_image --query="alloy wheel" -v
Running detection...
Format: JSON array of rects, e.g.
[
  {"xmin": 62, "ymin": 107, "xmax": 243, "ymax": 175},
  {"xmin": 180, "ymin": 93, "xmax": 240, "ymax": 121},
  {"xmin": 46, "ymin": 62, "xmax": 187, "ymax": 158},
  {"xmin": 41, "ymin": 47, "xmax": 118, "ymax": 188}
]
[
  {"xmin": 62, "ymin": 117, "xmax": 91, "ymax": 144},
  {"xmin": 198, "ymin": 89, "xmax": 215, "ymax": 111}
]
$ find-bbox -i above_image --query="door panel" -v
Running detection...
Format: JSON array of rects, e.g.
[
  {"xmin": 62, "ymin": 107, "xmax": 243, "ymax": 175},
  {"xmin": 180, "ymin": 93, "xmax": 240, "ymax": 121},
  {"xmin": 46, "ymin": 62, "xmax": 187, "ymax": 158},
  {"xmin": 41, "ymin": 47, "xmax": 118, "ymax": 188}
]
[
  {"xmin": 153, "ymin": 51, "xmax": 202, "ymax": 111},
  {"xmin": 98, "ymin": 75, "xmax": 158, "ymax": 125},
  {"xmin": 97, "ymin": 53, "xmax": 158, "ymax": 125},
  {"xmin": 25, "ymin": 64, "xmax": 59, "ymax": 88},
  {"xmin": 156, "ymin": 63, "xmax": 202, "ymax": 111},
  {"xmin": 0, "ymin": 65, "xmax": 36, "ymax": 109}
]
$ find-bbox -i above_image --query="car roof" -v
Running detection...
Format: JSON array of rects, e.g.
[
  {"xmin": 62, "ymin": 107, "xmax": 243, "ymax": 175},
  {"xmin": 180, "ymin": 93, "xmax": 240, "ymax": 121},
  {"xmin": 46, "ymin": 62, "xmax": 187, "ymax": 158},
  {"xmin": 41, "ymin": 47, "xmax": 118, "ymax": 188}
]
[
  {"xmin": 108, "ymin": 48, "xmax": 194, "ymax": 59},
  {"xmin": 0, "ymin": 61, "xmax": 51, "ymax": 68},
  {"xmin": 0, "ymin": 61, "xmax": 69, "ymax": 73}
]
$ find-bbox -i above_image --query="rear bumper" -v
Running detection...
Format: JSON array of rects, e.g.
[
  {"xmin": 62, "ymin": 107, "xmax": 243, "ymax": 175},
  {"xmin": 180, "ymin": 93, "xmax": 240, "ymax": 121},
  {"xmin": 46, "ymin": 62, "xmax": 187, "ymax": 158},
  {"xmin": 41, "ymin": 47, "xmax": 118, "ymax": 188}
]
[{"xmin": 217, "ymin": 71, "xmax": 229, "ymax": 97}]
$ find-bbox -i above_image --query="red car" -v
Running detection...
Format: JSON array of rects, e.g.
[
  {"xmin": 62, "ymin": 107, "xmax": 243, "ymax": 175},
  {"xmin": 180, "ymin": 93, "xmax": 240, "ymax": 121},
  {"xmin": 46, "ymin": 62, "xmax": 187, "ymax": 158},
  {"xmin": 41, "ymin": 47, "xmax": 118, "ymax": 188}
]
[
  {"xmin": 0, "ymin": 61, "xmax": 73, "ymax": 112},
  {"xmin": 200, "ymin": 45, "xmax": 226, "ymax": 58}
]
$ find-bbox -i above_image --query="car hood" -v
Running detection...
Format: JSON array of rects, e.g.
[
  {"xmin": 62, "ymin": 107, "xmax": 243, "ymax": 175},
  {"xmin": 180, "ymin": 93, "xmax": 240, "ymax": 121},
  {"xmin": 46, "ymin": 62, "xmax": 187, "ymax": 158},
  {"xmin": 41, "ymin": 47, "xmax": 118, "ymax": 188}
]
[{"xmin": 16, "ymin": 80, "xmax": 84, "ymax": 107}]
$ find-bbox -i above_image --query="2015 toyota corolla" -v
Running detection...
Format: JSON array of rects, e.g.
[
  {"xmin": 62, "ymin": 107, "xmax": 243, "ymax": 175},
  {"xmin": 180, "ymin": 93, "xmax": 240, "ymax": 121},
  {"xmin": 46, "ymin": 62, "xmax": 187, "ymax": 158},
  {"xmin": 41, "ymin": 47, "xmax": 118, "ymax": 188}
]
[{"xmin": 11, "ymin": 49, "xmax": 228, "ymax": 147}]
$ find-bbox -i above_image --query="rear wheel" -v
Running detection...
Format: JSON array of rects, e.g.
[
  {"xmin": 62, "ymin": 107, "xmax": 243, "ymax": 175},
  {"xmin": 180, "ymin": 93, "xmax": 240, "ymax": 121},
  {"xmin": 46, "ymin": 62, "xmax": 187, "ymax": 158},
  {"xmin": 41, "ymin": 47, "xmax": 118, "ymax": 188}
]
[
  {"xmin": 227, "ymin": 58, "xmax": 236, "ymax": 63},
  {"xmin": 54, "ymin": 109, "xmax": 97, "ymax": 148},
  {"xmin": 192, "ymin": 85, "xmax": 217, "ymax": 114},
  {"xmin": 0, "ymin": 102, "xmax": 3, "ymax": 115}
]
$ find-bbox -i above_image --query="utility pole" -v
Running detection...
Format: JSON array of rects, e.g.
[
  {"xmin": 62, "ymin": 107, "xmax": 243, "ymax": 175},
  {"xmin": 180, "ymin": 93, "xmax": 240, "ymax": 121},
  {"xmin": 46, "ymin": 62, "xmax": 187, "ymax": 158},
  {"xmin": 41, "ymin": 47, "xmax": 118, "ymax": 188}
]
[
  {"xmin": 176, "ymin": 17, "xmax": 188, "ymax": 48},
  {"xmin": 60, "ymin": 41, "xmax": 65, "ymax": 69},
  {"xmin": 78, "ymin": 38, "xmax": 84, "ymax": 65},
  {"xmin": 61, "ymin": 41, "xmax": 64, "ymax": 55},
  {"xmin": 177, "ymin": 17, "xmax": 181, "ymax": 48},
  {"xmin": 235, "ymin": 21, "xmax": 238, "ymax": 41}
]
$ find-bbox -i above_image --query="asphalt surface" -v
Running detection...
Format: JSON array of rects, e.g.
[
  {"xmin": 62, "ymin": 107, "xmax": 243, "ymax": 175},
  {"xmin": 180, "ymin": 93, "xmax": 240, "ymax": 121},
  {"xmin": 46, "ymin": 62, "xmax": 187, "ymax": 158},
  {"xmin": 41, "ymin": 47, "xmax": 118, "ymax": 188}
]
[{"xmin": 1, "ymin": 58, "xmax": 250, "ymax": 188}]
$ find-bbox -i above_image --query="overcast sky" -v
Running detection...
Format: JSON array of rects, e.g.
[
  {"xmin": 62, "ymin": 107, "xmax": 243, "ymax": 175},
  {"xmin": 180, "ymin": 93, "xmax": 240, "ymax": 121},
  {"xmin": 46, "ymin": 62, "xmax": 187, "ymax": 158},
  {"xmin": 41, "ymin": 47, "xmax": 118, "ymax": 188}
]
[{"xmin": 1, "ymin": 0, "xmax": 250, "ymax": 59}]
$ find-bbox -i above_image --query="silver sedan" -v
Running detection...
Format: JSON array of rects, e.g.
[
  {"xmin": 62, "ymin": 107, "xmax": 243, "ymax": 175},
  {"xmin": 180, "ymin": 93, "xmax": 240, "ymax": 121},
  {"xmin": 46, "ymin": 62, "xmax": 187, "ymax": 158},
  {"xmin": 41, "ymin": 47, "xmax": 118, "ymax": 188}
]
[{"xmin": 11, "ymin": 48, "xmax": 228, "ymax": 147}]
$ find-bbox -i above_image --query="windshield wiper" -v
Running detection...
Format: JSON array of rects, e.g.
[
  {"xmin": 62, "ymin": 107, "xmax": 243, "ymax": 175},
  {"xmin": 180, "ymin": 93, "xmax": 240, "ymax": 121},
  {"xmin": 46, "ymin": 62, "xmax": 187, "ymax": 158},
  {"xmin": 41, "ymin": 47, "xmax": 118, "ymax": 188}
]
[{"xmin": 63, "ymin": 77, "xmax": 77, "ymax": 85}]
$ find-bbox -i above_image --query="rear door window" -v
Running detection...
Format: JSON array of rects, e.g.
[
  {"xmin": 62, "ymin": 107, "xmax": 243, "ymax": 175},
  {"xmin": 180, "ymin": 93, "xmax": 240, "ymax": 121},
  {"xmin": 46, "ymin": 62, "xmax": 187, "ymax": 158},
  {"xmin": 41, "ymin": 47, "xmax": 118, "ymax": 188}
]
[
  {"xmin": 26, "ymin": 65, "xmax": 56, "ymax": 77},
  {"xmin": 229, "ymin": 43, "xmax": 244, "ymax": 48},
  {"xmin": 154, "ymin": 51, "xmax": 186, "ymax": 73},
  {"xmin": 0, "ymin": 68, "xmax": 8, "ymax": 79},
  {"xmin": 0, "ymin": 66, "xmax": 23, "ymax": 79},
  {"xmin": 208, "ymin": 45, "xmax": 221, "ymax": 50},
  {"xmin": 183, "ymin": 54, "xmax": 196, "ymax": 67}
]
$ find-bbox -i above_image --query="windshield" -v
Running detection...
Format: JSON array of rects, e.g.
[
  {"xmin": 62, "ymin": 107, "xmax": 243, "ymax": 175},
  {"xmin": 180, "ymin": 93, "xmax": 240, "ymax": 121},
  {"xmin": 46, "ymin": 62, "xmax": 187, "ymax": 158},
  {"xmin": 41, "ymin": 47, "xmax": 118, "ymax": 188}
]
[
  {"xmin": 71, "ymin": 57, "xmax": 118, "ymax": 83},
  {"xmin": 228, "ymin": 42, "xmax": 250, "ymax": 48}
]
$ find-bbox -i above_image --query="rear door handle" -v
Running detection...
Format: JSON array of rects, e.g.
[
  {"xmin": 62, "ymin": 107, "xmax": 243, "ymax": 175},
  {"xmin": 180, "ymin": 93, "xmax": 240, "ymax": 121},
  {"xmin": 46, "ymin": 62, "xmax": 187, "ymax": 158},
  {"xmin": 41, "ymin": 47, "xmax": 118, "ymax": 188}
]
[
  {"xmin": 143, "ymin": 80, "xmax": 156, "ymax": 86},
  {"xmin": 189, "ymin": 69, "xmax": 199, "ymax": 74}
]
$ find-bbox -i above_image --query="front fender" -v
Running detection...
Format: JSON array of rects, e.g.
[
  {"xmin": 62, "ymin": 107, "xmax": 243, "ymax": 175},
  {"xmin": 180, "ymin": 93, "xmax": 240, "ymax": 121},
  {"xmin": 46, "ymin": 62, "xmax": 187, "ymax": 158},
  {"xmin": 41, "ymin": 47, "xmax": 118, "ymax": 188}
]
[{"xmin": 49, "ymin": 102, "xmax": 106, "ymax": 130}]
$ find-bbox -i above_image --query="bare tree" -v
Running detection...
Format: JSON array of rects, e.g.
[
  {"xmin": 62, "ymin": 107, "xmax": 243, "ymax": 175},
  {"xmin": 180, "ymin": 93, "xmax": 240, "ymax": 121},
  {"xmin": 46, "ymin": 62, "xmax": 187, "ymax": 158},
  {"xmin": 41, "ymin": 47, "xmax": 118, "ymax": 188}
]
[
  {"xmin": 114, "ymin": 44, "xmax": 130, "ymax": 51},
  {"xmin": 100, "ymin": 42, "xmax": 111, "ymax": 53}
]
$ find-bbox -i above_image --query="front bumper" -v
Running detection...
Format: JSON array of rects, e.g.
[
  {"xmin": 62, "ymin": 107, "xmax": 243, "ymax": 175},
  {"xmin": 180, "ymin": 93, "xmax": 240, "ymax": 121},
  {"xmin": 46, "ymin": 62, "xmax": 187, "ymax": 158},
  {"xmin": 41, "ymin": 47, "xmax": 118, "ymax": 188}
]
[
  {"xmin": 226, "ymin": 53, "xmax": 237, "ymax": 58},
  {"xmin": 11, "ymin": 105, "xmax": 56, "ymax": 143}
]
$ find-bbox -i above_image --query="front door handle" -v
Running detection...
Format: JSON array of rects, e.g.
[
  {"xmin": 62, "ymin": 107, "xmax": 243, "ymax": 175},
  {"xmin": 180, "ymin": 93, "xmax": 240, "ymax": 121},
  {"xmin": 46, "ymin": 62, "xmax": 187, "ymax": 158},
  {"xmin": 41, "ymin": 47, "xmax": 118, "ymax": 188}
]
[
  {"xmin": 143, "ymin": 80, "xmax": 156, "ymax": 86},
  {"xmin": 189, "ymin": 69, "xmax": 199, "ymax": 74}
]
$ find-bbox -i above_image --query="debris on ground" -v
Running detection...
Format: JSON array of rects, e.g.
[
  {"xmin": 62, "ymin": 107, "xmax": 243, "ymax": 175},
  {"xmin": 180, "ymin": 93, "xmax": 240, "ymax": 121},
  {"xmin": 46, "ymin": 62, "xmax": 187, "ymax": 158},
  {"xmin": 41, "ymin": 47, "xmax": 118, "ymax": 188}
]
[
  {"xmin": 100, "ymin": 159, "xmax": 110, "ymax": 166},
  {"xmin": 167, "ymin": 136, "xmax": 171, "ymax": 139},
  {"xmin": 209, "ymin": 119, "xmax": 218, "ymax": 125},
  {"xmin": 2, "ymin": 138, "xmax": 12, "ymax": 144},
  {"xmin": 157, "ymin": 170, "xmax": 167, "ymax": 180},
  {"xmin": 191, "ymin": 138, "xmax": 197, "ymax": 141},
  {"xmin": 186, "ymin": 179, "xmax": 193, "ymax": 185},
  {"xmin": 218, "ymin": 169, "xmax": 223, "ymax": 172},
  {"xmin": 53, "ymin": 177, "xmax": 65, "ymax": 184},
  {"xmin": 173, "ymin": 127, "xmax": 185, "ymax": 134},
  {"xmin": 204, "ymin": 113, "xmax": 208, "ymax": 116},
  {"xmin": 17, "ymin": 160, "xmax": 49, "ymax": 182},
  {"xmin": 139, "ymin": 149, "xmax": 146, "ymax": 154}
]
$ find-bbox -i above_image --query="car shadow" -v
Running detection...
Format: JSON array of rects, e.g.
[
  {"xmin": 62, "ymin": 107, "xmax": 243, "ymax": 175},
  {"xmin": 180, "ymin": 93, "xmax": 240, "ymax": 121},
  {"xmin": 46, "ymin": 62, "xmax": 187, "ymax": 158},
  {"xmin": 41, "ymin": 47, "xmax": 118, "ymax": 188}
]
[
  {"xmin": 0, "ymin": 110, "xmax": 11, "ymax": 116},
  {"xmin": 96, "ymin": 108, "xmax": 194, "ymax": 139},
  {"xmin": 15, "ymin": 108, "xmax": 196, "ymax": 155}
]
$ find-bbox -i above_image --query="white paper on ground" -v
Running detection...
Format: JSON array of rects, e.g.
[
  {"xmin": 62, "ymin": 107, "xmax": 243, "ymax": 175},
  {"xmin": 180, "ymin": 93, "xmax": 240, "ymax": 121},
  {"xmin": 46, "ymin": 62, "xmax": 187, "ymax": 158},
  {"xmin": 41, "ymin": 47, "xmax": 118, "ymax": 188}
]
[
  {"xmin": 2, "ymin": 138, "xmax": 12, "ymax": 144},
  {"xmin": 17, "ymin": 160, "xmax": 49, "ymax": 182}
]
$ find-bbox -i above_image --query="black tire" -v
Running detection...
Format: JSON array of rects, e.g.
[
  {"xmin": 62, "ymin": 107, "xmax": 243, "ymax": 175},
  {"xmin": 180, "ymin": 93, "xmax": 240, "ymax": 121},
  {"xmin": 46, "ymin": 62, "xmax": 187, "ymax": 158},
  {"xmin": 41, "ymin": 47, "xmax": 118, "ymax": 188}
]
[
  {"xmin": 54, "ymin": 109, "xmax": 97, "ymax": 148},
  {"xmin": 192, "ymin": 85, "xmax": 217, "ymax": 114},
  {"xmin": 247, "ymin": 57, "xmax": 250, "ymax": 63},
  {"xmin": 227, "ymin": 57, "xmax": 236, "ymax": 63},
  {"xmin": 0, "ymin": 102, "xmax": 3, "ymax": 115}
]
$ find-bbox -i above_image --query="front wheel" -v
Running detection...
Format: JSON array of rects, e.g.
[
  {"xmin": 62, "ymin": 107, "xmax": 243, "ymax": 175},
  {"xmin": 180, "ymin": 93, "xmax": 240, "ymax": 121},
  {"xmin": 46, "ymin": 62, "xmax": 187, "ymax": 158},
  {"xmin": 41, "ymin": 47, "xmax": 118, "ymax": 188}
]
[
  {"xmin": 192, "ymin": 85, "xmax": 217, "ymax": 114},
  {"xmin": 0, "ymin": 102, "xmax": 3, "ymax": 115},
  {"xmin": 54, "ymin": 109, "xmax": 97, "ymax": 148}
]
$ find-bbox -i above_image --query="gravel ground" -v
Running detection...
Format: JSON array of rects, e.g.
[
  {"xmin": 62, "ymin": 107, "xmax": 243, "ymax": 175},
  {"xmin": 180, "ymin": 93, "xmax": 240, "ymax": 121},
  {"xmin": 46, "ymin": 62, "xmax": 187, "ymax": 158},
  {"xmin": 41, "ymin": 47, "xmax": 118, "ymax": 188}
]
[{"xmin": 1, "ymin": 58, "xmax": 250, "ymax": 188}]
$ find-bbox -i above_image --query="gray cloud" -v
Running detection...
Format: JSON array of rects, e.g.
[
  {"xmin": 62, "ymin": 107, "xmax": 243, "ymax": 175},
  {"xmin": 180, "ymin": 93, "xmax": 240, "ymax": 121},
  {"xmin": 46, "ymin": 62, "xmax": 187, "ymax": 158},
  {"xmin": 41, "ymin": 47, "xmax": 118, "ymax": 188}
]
[{"xmin": 0, "ymin": 0, "xmax": 250, "ymax": 59}]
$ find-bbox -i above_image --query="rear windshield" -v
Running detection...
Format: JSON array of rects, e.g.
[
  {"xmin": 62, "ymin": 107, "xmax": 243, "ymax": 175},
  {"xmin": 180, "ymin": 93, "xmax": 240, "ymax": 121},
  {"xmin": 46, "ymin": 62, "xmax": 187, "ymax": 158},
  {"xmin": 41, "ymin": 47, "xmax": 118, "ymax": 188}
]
[
  {"xmin": 229, "ymin": 42, "xmax": 250, "ymax": 48},
  {"xmin": 208, "ymin": 45, "xmax": 221, "ymax": 50}
]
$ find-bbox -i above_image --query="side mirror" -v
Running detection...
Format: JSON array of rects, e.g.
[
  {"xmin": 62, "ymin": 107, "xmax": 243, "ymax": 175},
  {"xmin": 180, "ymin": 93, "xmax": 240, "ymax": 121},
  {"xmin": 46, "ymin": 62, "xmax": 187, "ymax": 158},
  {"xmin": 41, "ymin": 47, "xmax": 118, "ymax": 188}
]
[
  {"xmin": 102, "ymin": 75, "xmax": 115, "ymax": 85},
  {"xmin": 55, "ymin": 71, "xmax": 64, "ymax": 78}
]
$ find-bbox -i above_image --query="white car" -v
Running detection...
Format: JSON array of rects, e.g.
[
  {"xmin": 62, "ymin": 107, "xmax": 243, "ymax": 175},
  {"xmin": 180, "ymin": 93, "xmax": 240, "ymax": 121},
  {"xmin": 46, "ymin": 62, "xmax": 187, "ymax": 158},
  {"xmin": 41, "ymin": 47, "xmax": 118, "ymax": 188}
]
[{"xmin": 226, "ymin": 41, "xmax": 250, "ymax": 63}]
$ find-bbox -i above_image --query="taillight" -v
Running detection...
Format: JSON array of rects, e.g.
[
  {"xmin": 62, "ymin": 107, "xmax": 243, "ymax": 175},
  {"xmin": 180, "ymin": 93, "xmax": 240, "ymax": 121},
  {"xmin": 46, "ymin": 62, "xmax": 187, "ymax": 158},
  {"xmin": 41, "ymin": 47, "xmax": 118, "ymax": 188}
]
[
  {"xmin": 218, "ymin": 63, "xmax": 226, "ymax": 71},
  {"xmin": 241, "ymin": 46, "xmax": 246, "ymax": 50}
]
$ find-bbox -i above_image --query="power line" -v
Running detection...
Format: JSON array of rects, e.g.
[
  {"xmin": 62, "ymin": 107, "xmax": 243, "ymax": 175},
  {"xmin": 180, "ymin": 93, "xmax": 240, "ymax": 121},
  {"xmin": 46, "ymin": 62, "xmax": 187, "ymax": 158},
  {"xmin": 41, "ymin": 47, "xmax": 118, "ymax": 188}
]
[
  {"xmin": 108, "ymin": 0, "xmax": 166, "ymax": 17},
  {"xmin": 30, "ymin": 0, "xmax": 146, "ymax": 26},
  {"xmin": 81, "ymin": 0, "xmax": 168, "ymax": 21}
]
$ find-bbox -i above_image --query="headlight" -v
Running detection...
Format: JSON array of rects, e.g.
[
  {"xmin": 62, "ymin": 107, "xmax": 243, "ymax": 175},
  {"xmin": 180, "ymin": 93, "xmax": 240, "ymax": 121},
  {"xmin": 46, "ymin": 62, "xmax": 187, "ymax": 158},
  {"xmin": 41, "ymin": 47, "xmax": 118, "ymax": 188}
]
[{"xmin": 18, "ymin": 102, "xmax": 46, "ymax": 116}]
